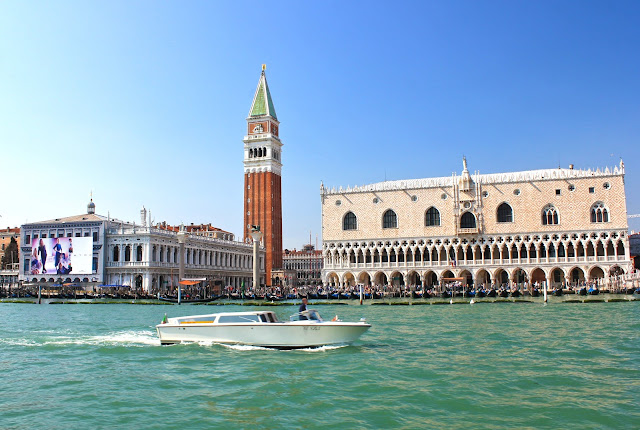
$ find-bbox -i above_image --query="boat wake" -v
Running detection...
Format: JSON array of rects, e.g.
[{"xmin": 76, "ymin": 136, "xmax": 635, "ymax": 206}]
[
  {"xmin": 214, "ymin": 343, "xmax": 351, "ymax": 352},
  {"xmin": 0, "ymin": 330, "xmax": 159, "ymax": 347}
]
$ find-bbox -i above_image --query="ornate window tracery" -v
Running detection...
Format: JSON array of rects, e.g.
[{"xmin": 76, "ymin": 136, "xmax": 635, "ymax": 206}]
[{"xmin": 542, "ymin": 205, "xmax": 559, "ymax": 225}]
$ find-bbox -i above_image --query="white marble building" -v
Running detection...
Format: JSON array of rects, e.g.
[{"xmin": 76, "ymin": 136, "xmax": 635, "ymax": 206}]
[{"xmin": 19, "ymin": 201, "xmax": 264, "ymax": 291}]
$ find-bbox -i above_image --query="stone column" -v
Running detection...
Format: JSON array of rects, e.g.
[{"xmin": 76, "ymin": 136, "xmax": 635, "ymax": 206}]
[
  {"xmin": 143, "ymin": 272, "xmax": 152, "ymax": 293},
  {"xmin": 250, "ymin": 227, "xmax": 263, "ymax": 289},
  {"xmin": 178, "ymin": 225, "xmax": 186, "ymax": 282}
]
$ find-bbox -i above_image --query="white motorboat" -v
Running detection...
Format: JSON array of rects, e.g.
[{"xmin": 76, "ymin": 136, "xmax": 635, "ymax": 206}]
[{"xmin": 156, "ymin": 309, "xmax": 371, "ymax": 349}]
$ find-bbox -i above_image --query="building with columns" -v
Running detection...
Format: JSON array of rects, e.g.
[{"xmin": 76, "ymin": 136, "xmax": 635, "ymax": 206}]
[
  {"xmin": 19, "ymin": 201, "xmax": 265, "ymax": 292},
  {"xmin": 243, "ymin": 66, "xmax": 283, "ymax": 286},
  {"xmin": 321, "ymin": 159, "xmax": 632, "ymax": 289},
  {"xmin": 283, "ymin": 244, "xmax": 323, "ymax": 288}
]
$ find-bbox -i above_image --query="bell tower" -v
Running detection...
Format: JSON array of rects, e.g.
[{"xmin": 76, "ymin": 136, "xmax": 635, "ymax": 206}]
[{"xmin": 243, "ymin": 65, "xmax": 283, "ymax": 286}]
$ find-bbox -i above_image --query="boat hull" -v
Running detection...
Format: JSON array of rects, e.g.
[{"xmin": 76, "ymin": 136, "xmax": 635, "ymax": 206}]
[{"xmin": 156, "ymin": 321, "xmax": 371, "ymax": 349}]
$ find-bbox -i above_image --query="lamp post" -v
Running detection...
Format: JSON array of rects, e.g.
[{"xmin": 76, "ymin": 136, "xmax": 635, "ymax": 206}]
[{"xmin": 250, "ymin": 225, "xmax": 263, "ymax": 293}]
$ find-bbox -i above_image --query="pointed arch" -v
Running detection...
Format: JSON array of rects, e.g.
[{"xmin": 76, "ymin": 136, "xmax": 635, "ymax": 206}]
[
  {"xmin": 343, "ymin": 211, "xmax": 357, "ymax": 230},
  {"xmin": 542, "ymin": 204, "xmax": 559, "ymax": 225},
  {"xmin": 460, "ymin": 212, "xmax": 476, "ymax": 229},
  {"xmin": 425, "ymin": 207, "xmax": 441, "ymax": 226},
  {"xmin": 383, "ymin": 209, "xmax": 398, "ymax": 229},
  {"xmin": 497, "ymin": 202, "xmax": 513, "ymax": 223},
  {"xmin": 590, "ymin": 202, "xmax": 609, "ymax": 223}
]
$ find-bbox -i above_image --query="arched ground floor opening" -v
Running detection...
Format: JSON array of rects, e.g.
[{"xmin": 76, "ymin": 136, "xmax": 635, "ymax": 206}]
[
  {"xmin": 530, "ymin": 267, "xmax": 546, "ymax": 285},
  {"xmin": 475, "ymin": 269, "xmax": 491, "ymax": 287},
  {"xmin": 390, "ymin": 271, "xmax": 405, "ymax": 287},
  {"xmin": 570, "ymin": 267, "xmax": 586, "ymax": 284},
  {"xmin": 343, "ymin": 272, "xmax": 356, "ymax": 287},
  {"xmin": 357, "ymin": 272, "xmax": 371, "ymax": 286},
  {"xmin": 550, "ymin": 267, "xmax": 565, "ymax": 287},
  {"xmin": 424, "ymin": 271, "xmax": 437, "ymax": 287},
  {"xmin": 373, "ymin": 272, "xmax": 387, "ymax": 286}
]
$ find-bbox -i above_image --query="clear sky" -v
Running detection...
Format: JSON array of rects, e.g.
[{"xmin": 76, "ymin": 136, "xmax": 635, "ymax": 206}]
[{"xmin": 1, "ymin": 1, "xmax": 639, "ymax": 246}]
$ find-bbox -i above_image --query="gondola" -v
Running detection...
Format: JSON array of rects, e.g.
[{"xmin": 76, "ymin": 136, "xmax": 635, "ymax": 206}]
[
  {"xmin": 510, "ymin": 290, "xmax": 521, "ymax": 298},
  {"xmin": 577, "ymin": 287, "xmax": 587, "ymax": 296},
  {"xmin": 158, "ymin": 296, "xmax": 218, "ymax": 303},
  {"xmin": 441, "ymin": 290, "xmax": 452, "ymax": 298},
  {"xmin": 531, "ymin": 288, "xmax": 540, "ymax": 297},
  {"xmin": 477, "ymin": 289, "xmax": 487, "ymax": 298},
  {"xmin": 498, "ymin": 289, "xmax": 509, "ymax": 298},
  {"xmin": 411, "ymin": 291, "xmax": 424, "ymax": 299},
  {"xmin": 487, "ymin": 289, "xmax": 497, "ymax": 297},
  {"xmin": 307, "ymin": 293, "xmax": 318, "ymax": 300},
  {"xmin": 552, "ymin": 288, "xmax": 563, "ymax": 296},
  {"xmin": 587, "ymin": 287, "xmax": 599, "ymax": 295},
  {"xmin": 339, "ymin": 292, "xmax": 351, "ymax": 300}
]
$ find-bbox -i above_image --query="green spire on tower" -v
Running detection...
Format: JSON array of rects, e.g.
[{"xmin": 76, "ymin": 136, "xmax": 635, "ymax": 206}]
[{"xmin": 249, "ymin": 64, "xmax": 278, "ymax": 120}]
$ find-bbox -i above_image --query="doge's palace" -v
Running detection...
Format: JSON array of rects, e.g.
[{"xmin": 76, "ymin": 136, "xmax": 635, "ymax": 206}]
[{"xmin": 321, "ymin": 159, "xmax": 631, "ymax": 289}]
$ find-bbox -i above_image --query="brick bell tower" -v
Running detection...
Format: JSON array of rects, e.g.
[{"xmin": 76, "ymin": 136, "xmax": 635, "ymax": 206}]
[{"xmin": 243, "ymin": 65, "xmax": 283, "ymax": 286}]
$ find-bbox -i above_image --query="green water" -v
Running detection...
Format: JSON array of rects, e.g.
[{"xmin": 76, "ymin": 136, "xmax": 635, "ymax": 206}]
[{"xmin": 1, "ymin": 302, "xmax": 638, "ymax": 429}]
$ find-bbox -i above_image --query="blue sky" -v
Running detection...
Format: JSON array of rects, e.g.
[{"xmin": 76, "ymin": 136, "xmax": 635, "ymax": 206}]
[{"xmin": 1, "ymin": 1, "xmax": 639, "ymax": 246}]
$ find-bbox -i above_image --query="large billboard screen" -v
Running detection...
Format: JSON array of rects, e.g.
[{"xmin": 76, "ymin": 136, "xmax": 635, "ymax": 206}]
[{"xmin": 30, "ymin": 237, "xmax": 93, "ymax": 275}]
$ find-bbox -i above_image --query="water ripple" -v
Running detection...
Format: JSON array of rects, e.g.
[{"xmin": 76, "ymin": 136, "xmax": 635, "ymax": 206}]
[{"xmin": 0, "ymin": 302, "xmax": 639, "ymax": 429}]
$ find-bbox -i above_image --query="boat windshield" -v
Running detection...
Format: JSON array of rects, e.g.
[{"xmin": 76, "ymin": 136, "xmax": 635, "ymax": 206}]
[
  {"xmin": 290, "ymin": 309, "xmax": 323, "ymax": 321},
  {"xmin": 307, "ymin": 310, "xmax": 322, "ymax": 321}
]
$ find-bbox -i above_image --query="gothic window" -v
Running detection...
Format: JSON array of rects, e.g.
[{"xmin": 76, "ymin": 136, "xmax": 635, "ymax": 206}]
[
  {"xmin": 497, "ymin": 203, "xmax": 513, "ymax": 223},
  {"xmin": 590, "ymin": 202, "xmax": 609, "ymax": 223},
  {"xmin": 343, "ymin": 212, "xmax": 357, "ymax": 230},
  {"xmin": 542, "ymin": 205, "xmax": 559, "ymax": 225},
  {"xmin": 383, "ymin": 209, "xmax": 398, "ymax": 229},
  {"xmin": 460, "ymin": 212, "xmax": 476, "ymax": 229},
  {"xmin": 425, "ymin": 207, "xmax": 440, "ymax": 227}
]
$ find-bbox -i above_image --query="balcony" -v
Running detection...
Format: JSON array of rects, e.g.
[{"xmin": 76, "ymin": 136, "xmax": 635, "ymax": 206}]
[{"xmin": 458, "ymin": 227, "xmax": 479, "ymax": 235}]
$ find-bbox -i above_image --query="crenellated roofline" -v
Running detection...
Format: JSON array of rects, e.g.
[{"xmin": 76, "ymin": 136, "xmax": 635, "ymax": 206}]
[{"xmin": 321, "ymin": 163, "xmax": 625, "ymax": 196}]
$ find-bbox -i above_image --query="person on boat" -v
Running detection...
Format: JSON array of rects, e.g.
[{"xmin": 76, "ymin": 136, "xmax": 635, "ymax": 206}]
[{"xmin": 299, "ymin": 297, "xmax": 308, "ymax": 320}]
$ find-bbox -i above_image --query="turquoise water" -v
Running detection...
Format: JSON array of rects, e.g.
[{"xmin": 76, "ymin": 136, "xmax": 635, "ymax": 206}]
[{"xmin": 1, "ymin": 302, "xmax": 638, "ymax": 429}]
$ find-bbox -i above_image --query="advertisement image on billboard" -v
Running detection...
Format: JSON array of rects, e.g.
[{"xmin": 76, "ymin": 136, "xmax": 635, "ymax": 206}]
[{"xmin": 30, "ymin": 237, "xmax": 93, "ymax": 276}]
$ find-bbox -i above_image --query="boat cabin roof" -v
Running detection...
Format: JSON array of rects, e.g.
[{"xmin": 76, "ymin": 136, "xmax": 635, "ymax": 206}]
[{"xmin": 172, "ymin": 311, "xmax": 280, "ymax": 325}]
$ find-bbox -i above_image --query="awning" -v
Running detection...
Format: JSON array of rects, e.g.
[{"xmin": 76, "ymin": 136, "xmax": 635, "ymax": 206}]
[{"xmin": 179, "ymin": 280, "xmax": 203, "ymax": 286}]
